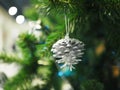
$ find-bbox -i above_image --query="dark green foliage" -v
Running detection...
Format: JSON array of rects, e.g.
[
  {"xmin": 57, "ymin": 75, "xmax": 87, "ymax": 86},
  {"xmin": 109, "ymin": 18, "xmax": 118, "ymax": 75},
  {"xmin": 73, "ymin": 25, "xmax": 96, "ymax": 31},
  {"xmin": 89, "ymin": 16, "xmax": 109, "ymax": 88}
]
[
  {"xmin": 81, "ymin": 79, "xmax": 104, "ymax": 90},
  {"xmin": 33, "ymin": 0, "xmax": 120, "ymax": 23}
]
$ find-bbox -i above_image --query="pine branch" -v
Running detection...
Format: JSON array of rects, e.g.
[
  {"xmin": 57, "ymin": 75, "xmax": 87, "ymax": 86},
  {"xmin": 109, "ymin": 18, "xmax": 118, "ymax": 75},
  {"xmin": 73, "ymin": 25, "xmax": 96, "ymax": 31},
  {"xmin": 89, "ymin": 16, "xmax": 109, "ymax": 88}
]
[
  {"xmin": 4, "ymin": 70, "xmax": 32, "ymax": 90},
  {"xmin": 0, "ymin": 53, "xmax": 22, "ymax": 63},
  {"xmin": 17, "ymin": 33, "xmax": 39, "ymax": 65},
  {"xmin": 34, "ymin": 0, "xmax": 120, "ymax": 24}
]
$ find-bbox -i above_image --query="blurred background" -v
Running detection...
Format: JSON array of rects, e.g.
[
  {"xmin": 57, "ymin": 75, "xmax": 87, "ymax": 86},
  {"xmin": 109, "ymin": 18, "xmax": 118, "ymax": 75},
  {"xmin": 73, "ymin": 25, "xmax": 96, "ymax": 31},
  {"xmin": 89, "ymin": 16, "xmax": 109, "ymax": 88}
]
[
  {"xmin": 0, "ymin": 0, "xmax": 29, "ymax": 52},
  {"xmin": 0, "ymin": 0, "xmax": 120, "ymax": 90},
  {"xmin": 0, "ymin": 0, "xmax": 30, "ymax": 90}
]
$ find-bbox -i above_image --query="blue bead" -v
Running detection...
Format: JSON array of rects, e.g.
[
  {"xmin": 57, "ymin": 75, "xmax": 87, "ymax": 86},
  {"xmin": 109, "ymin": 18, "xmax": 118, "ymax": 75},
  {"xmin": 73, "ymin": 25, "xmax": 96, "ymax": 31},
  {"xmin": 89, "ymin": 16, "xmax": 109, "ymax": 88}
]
[{"xmin": 58, "ymin": 71, "xmax": 64, "ymax": 77}]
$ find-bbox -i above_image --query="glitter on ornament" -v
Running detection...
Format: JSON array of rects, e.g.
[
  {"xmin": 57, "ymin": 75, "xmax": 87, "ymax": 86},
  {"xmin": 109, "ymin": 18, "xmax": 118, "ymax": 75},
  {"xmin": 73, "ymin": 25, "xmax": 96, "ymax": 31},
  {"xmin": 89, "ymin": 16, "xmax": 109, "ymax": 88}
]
[{"xmin": 51, "ymin": 35, "xmax": 84, "ymax": 71}]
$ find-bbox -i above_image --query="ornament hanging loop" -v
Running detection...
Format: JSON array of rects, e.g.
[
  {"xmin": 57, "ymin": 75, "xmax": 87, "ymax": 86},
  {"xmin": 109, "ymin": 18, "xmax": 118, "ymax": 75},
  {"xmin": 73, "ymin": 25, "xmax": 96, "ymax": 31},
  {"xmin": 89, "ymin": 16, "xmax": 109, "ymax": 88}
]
[
  {"xmin": 64, "ymin": 6, "xmax": 75, "ymax": 39},
  {"xmin": 64, "ymin": 6, "xmax": 70, "ymax": 38}
]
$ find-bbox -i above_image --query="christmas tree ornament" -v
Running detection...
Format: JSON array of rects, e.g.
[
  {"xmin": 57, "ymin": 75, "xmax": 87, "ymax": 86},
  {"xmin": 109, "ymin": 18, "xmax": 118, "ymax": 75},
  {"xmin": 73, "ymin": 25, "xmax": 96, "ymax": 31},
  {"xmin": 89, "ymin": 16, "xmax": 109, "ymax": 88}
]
[
  {"xmin": 28, "ymin": 20, "xmax": 43, "ymax": 40},
  {"xmin": 51, "ymin": 14, "xmax": 85, "ymax": 71}
]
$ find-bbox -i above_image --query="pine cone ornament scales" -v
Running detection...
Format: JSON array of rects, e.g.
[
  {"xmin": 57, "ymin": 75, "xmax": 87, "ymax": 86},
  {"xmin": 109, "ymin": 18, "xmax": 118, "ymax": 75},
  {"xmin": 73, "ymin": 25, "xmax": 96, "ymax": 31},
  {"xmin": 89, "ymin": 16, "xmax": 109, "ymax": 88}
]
[{"xmin": 51, "ymin": 35, "xmax": 84, "ymax": 71}]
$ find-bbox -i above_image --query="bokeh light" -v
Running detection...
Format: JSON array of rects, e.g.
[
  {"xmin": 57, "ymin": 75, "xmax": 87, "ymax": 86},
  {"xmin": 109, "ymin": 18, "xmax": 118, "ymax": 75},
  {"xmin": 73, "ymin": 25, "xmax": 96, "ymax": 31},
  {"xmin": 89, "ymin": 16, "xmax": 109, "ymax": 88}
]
[
  {"xmin": 16, "ymin": 15, "xmax": 25, "ymax": 24},
  {"xmin": 8, "ymin": 6, "xmax": 17, "ymax": 16}
]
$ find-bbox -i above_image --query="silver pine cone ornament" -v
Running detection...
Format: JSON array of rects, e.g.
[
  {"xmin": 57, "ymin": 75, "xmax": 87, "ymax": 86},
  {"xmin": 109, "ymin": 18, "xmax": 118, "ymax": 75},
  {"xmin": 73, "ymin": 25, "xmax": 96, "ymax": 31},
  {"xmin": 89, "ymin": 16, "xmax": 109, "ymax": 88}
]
[{"xmin": 51, "ymin": 35, "xmax": 85, "ymax": 71}]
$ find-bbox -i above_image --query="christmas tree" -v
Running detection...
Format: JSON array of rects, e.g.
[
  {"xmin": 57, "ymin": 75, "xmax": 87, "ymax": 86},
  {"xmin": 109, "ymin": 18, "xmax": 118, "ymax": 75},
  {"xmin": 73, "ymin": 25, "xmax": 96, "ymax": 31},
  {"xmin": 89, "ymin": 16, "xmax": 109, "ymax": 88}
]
[{"xmin": 0, "ymin": 0, "xmax": 120, "ymax": 90}]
